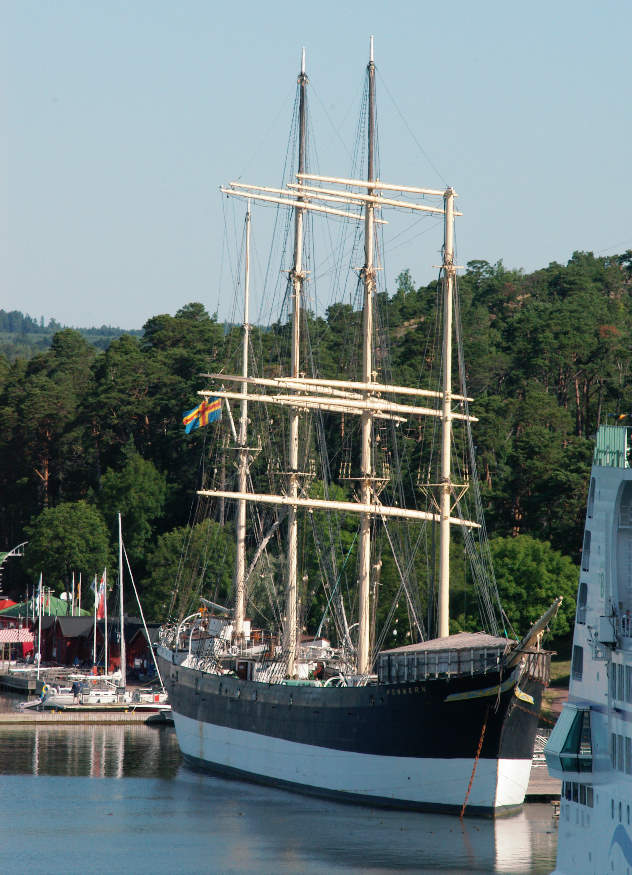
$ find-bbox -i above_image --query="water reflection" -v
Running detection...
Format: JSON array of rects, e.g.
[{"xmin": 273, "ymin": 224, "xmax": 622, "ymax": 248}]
[
  {"xmin": 0, "ymin": 724, "xmax": 181, "ymax": 779},
  {"xmin": 171, "ymin": 771, "xmax": 559, "ymax": 874},
  {"xmin": 0, "ymin": 692, "xmax": 557, "ymax": 873}
]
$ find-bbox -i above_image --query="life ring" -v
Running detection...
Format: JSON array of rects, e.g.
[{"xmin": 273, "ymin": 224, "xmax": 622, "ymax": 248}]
[{"xmin": 41, "ymin": 684, "xmax": 50, "ymax": 696}]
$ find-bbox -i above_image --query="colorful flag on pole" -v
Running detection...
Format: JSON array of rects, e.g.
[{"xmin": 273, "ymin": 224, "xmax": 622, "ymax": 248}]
[
  {"xmin": 182, "ymin": 397, "xmax": 222, "ymax": 434},
  {"xmin": 94, "ymin": 570, "xmax": 107, "ymax": 620}
]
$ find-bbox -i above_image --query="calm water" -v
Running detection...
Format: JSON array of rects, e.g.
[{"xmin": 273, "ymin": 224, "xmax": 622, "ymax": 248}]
[{"xmin": 0, "ymin": 697, "xmax": 557, "ymax": 874}]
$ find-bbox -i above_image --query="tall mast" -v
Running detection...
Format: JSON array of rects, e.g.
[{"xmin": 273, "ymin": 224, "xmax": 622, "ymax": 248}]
[
  {"xmin": 234, "ymin": 204, "xmax": 251, "ymax": 640},
  {"xmin": 438, "ymin": 187, "xmax": 455, "ymax": 638},
  {"xmin": 284, "ymin": 48, "xmax": 308, "ymax": 677},
  {"xmin": 357, "ymin": 36, "xmax": 376, "ymax": 675},
  {"xmin": 118, "ymin": 512, "xmax": 126, "ymax": 689}
]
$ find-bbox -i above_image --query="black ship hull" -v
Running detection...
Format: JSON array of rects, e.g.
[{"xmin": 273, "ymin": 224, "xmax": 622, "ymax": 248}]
[{"xmin": 157, "ymin": 649, "xmax": 544, "ymax": 816}]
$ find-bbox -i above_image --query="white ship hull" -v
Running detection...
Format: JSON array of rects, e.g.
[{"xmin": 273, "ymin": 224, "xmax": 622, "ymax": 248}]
[{"xmin": 173, "ymin": 710, "xmax": 532, "ymax": 811}]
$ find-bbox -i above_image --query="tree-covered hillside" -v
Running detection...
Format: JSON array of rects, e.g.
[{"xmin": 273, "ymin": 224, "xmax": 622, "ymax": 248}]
[
  {"xmin": 1, "ymin": 250, "xmax": 630, "ymax": 641},
  {"xmin": 0, "ymin": 309, "xmax": 141, "ymax": 360}
]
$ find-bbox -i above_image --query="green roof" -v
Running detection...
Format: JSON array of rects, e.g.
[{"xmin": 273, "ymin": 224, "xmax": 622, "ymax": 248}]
[{"xmin": 0, "ymin": 595, "xmax": 90, "ymax": 618}]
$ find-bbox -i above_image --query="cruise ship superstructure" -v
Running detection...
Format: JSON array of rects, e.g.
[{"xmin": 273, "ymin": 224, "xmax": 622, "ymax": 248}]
[{"xmin": 546, "ymin": 424, "xmax": 632, "ymax": 873}]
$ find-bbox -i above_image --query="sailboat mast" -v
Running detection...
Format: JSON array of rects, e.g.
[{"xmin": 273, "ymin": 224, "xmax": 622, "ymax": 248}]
[
  {"xmin": 118, "ymin": 512, "xmax": 126, "ymax": 689},
  {"xmin": 357, "ymin": 36, "xmax": 376, "ymax": 675},
  {"xmin": 284, "ymin": 48, "xmax": 307, "ymax": 677},
  {"xmin": 234, "ymin": 203, "xmax": 251, "ymax": 640},
  {"xmin": 438, "ymin": 188, "xmax": 455, "ymax": 638}
]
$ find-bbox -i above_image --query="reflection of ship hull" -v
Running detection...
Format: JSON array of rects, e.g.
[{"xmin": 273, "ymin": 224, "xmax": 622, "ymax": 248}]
[{"xmin": 158, "ymin": 652, "xmax": 544, "ymax": 815}]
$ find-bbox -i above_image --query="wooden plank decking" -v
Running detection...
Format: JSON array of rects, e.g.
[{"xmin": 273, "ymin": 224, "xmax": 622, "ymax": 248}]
[
  {"xmin": 526, "ymin": 764, "xmax": 560, "ymax": 800},
  {"xmin": 0, "ymin": 709, "xmax": 160, "ymax": 725}
]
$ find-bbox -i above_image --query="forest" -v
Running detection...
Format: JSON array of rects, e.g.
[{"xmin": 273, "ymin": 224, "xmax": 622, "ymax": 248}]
[
  {"xmin": 1, "ymin": 248, "xmax": 631, "ymax": 648},
  {"xmin": 0, "ymin": 309, "xmax": 140, "ymax": 360}
]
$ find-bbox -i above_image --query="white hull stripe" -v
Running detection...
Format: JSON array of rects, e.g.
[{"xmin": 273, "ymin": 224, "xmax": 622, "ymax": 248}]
[{"xmin": 174, "ymin": 713, "xmax": 532, "ymax": 812}]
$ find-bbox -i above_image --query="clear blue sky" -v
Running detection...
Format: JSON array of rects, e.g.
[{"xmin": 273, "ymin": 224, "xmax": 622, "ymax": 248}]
[{"xmin": 3, "ymin": 0, "xmax": 631, "ymax": 329}]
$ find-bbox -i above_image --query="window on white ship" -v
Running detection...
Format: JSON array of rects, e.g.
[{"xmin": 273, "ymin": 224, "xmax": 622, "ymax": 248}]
[
  {"xmin": 577, "ymin": 582, "xmax": 587, "ymax": 624},
  {"xmin": 610, "ymin": 663, "xmax": 617, "ymax": 699},
  {"xmin": 618, "ymin": 734, "xmax": 625, "ymax": 771},
  {"xmin": 626, "ymin": 666, "xmax": 632, "ymax": 703},
  {"xmin": 560, "ymin": 709, "xmax": 593, "ymax": 772},
  {"xmin": 611, "ymin": 733, "xmax": 617, "ymax": 769},
  {"xmin": 587, "ymin": 477, "xmax": 595, "ymax": 517},
  {"xmin": 572, "ymin": 645, "xmax": 583, "ymax": 681},
  {"xmin": 562, "ymin": 780, "xmax": 594, "ymax": 807},
  {"xmin": 626, "ymin": 737, "xmax": 632, "ymax": 775},
  {"xmin": 619, "ymin": 663, "xmax": 626, "ymax": 700},
  {"xmin": 546, "ymin": 706, "xmax": 593, "ymax": 774},
  {"xmin": 579, "ymin": 712, "xmax": 592, "ymax": 758},
  {"xmin": 619, "ymin": 482, "xmax": 632, "ymax": 527},
  {"xmin": 581, "ymin": 531, "xmax": 591, "ymax": 572}
]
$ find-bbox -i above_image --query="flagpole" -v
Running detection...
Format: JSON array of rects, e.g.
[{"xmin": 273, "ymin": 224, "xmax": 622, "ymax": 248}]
[
  {"xmin": 37, "ymin": 572, "xmax": 42, "ymax": 682},
  {"xmin": 118, "ymin": 513, "xmax": 126, "ymax": 691},
  {"xmin": 93, "ymin": 575, "xmax": 97, "ymax": 668},
  {"xmin": 104, "ymin": 569, "xmax": 108, "ymax": 676},
  {"xmin": 78, "ymin": 573, "xmax": 82, "ymax": 614},
  {"xmin": 71, "ymin": 571, "xmax": 75, "ymax": 617}
]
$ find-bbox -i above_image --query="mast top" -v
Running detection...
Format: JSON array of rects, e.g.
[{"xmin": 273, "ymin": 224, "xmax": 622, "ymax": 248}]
[
  {"xmin": 369, "ymin": 35, "xmax": 374, "ymax": 64},
  {"xmin": 298, "ymin": 47, "xmax": 308, "ymax": 85}
]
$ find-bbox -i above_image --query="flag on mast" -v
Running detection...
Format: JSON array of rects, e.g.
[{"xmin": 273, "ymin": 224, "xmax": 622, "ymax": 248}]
[{"xmin": 182, "ymin": 397, "xmax": 221, "ymax": 433}]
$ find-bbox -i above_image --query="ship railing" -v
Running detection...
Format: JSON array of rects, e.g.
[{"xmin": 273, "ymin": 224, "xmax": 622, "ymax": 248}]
[
  {"xmin": 378, "ymin": 646, "xmax": 505, "ymax": 684},
  {"xmin": 533, "ymin": 728, "xmax": 552, "ymax": 764},
  {"xmin": 519, "ymin": 649, "xmax": 552, "ymax": 685},
  {"xmin": 229, "ymin": 633, "xmax": 279, "ymax": 659}
]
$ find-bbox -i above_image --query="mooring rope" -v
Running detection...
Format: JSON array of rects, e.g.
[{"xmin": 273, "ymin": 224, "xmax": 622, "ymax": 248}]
[{"xmin": 460, "ymin": 705, "xmax": 490, "ymax": 819}]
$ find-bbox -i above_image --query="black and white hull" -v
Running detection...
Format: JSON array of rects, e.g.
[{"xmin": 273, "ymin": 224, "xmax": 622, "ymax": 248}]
[{"xmin": 157, "ymin": 646, "xmax": 546, "ymax": 815}]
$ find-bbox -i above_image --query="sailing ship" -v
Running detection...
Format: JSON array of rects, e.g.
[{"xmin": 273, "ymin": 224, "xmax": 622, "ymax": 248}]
[
  {"xmin": 157, "ymin": 42, "xmax": 558, "ymax": 816},
  {"xmin": 546, "ymin": 425, "xmax": 632, "ymax": 872}
]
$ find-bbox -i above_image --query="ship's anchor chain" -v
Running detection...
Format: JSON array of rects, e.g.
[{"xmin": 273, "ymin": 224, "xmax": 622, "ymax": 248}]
[{"xmin": 459, "ymin": 705, "xmax": 490, "ymax": 819}]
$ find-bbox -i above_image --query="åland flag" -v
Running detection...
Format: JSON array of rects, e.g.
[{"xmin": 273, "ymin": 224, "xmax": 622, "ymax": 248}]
[{"xmin": 182, "ymin": 397, "xmax": 222, "ymax": 434}]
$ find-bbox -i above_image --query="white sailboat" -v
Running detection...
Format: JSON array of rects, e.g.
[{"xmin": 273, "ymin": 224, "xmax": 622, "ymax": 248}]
[{"xmin": 32, "ymin": 515, "xmax": 169, "ymax": 712}]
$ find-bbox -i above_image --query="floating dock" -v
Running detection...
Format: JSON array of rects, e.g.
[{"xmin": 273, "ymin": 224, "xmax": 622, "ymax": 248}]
[
  {"xmin": 0, "ymin": 673, "xmax": 38, "ymax": 693},
  {"xmin": 525, "ymin": 764, "xmax": 560, "ymax": 800},
  {"xmin": 0, "ymin": 707, "xmax": 171, "ymax": 725}
]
